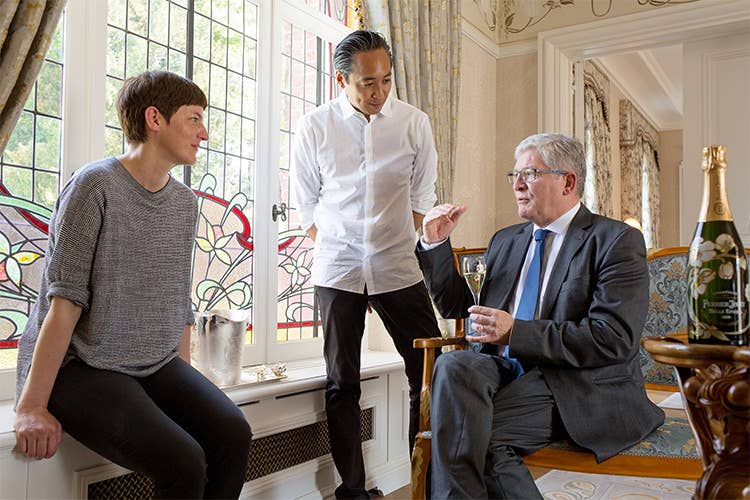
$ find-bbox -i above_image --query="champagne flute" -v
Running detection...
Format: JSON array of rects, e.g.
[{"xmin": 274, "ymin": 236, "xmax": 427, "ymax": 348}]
[{"xmin": 462, "ymin": 255, "xmax": 486, "ymax": 336}]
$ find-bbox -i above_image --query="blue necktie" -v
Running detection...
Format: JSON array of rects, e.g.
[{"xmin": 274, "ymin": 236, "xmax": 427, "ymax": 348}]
[
  {"xmin": 516, "ymin": 228, "xmax": 550, "ymax": 321},
  {"xmin": 503, "ymin": 228, "xmax": 550, "ymax": 376}
]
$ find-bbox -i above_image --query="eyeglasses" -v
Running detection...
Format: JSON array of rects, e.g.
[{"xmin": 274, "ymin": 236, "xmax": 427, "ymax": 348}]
[{"xmin": 506, "ymin": 167, "xmax": 569, "ymax": 185}]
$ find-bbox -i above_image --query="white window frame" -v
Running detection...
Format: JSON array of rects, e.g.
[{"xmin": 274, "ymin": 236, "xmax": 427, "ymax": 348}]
[
  {"xmin": 261, "ymin": 0, "xmax": 350, "ymax": 364},
  {"xmin": 0, "ymin": 0, "xmax": 353, "ymax": 399}
]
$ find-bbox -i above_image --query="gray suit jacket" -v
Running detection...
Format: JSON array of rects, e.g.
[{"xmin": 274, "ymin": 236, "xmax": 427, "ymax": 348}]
[{"xmin": 416, "ymin": 205, "xmax": 664, "ymax": 461}]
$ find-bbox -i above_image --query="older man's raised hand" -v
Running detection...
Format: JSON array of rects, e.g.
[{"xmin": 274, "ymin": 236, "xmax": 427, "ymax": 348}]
[{"xmin": 422, "ymin": 204, "xmax": 467, "ymax": 244}]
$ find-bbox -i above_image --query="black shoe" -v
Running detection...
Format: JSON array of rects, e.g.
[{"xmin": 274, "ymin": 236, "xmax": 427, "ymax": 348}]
[{"xmin": 367, "ymin": 487, "xmax": 384, "ymax": 497}]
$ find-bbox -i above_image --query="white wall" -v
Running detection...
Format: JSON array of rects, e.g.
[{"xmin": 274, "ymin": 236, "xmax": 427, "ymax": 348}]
[{"xmin": 682, "ymin": 31, "xmax": 750, "ymax": 245}]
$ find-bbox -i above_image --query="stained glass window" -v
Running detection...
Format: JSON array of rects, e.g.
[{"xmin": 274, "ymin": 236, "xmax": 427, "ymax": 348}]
[
  {"xmin": 0, "ymin": 1, "xmax": 351, "ymax": 375},
  {"xmin": 0, "ymin": 19, "xmax": 65, "ymax": 371},
  {"xmin": 105, "ymin": 0, "xmax": 259, "ymax": 345},
  {"xmin": 304, "ymin": 0, "xmax": 360, "ymax": 28},
  {"xmin": 276, "ymin": 20, "xmax": 338, "ymax": 342}
]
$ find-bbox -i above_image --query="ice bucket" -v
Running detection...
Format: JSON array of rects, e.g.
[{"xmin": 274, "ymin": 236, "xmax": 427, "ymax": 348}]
[{"xmin": 191, "ymin": 309, "xmax": 250, "ymax": 387}]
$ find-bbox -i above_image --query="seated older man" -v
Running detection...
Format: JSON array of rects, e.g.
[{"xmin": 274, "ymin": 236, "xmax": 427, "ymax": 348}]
[{"xmin": 415, "ymin": 133, "xmax": 664, "ymax": 499}]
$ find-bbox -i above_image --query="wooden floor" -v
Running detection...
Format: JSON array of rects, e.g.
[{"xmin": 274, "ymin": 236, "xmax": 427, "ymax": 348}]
[{"xmin": 382, "ymin": 466, "xmax": 552, "ymax": 499}]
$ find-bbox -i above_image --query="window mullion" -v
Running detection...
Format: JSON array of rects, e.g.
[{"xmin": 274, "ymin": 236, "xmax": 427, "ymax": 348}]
[
  {"xmin": 244, "ymin": 0, "xmax": 277, "ymax": 366},
  {"xmin": 62, "ymin": 0, "xmax": 107, "ymax": 178},
  {"xmin": 185, "ymin": 0, "xmax": 195, "ymax": 186}
]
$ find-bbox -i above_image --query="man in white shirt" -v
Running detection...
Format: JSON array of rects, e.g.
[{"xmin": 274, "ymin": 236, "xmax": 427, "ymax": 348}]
[
  {"xmin": 416, "ymin": 134, "xmax": 663, "ymax": 499},
  {"xmin": 290, "ymin": 30, "xmax": 441, "ymax": 499}
]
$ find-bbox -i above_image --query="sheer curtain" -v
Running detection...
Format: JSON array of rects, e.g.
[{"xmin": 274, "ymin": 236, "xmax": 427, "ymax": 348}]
[
  {"xmin": 361, "ymin": 0, "xmax": 461, "ymax": 204},
  {"xmin": 620, "ymin": 99, "xmax": 660, "ymax": 248},
  {"xmin": 0, "ymin": 0, "xmax": 67, "ymax": 157},
  {"xmin": 582, "ymin": 61, "xmax": 613, "ymax": 217}
]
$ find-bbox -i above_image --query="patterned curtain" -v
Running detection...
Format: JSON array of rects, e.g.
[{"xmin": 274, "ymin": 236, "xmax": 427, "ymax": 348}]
[
  {"xmin": 582, "ymin": 61, "xmax": 613, "ymax": 217},
  {"xmin": 361, "ymin": 0, "xmax": 461, "ymax": 205},
  {"xmin": 620, "ymin": 99, "xmax": 660, "ymax": 248},
  {"xmin": 642, "ymin": 145, "xmax": 660, "ymax": 248},
  {"xmin": 0, "ymin": 0, "xmax": 67, "ymax": 157}
]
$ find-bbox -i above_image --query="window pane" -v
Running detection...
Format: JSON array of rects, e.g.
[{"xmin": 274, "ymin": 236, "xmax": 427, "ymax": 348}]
[
  {"xmin": 34, "ymin": 115, "xmax": 62, "ymax": 173},
  {"xmin": 148, "ymin": 41, "xmax": 169, "ymax": 70},
  {"xmin": 149, "ymin": 0, "xmax": 169, "ymax": 45},
  {"xmin": 108, "ymin": 27, "xmax": 126, "ymax": 78},
  {"xmin": 3, "ymin": 112, "xmax": 34, "ymax": 167},
  {"xmin": 127, "ymin": 0, "xmax": 149, "ymax": 37},
  {"xmin": 109, "ymin": 0, "xmax": 127, "ymax": 27},
  {"xmin": 126, "ymin": 33, "xmax": 148, "ymax": 77},
  {"xmin": 170, "ymin": 4, "xmax": 187, "ymax": 51}
]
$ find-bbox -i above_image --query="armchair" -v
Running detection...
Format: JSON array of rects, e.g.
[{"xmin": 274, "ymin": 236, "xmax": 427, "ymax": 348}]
[{"xmin": 409, "ymin": 246, "xmax": 704, "ymax": 500}]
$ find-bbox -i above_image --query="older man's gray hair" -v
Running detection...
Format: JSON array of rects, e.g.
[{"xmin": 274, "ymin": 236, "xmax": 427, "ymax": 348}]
[{"xmin": 515, "ymin": 133, "xmax": 586, "ymax": 197}]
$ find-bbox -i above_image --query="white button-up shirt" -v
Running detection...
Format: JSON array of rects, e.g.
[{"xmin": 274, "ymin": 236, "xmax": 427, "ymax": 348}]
[
  {"xmin": 291, "ymin": 93, "xmax": 438, "ymax": 294},
  {"xmin": 511, "ymin": 202, "xmax": 581, "ymax": 317}
]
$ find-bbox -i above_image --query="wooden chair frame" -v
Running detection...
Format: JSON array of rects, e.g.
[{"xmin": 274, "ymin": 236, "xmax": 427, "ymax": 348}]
[{"xmin": 410, "ymin": 246, "xmax": 710, "ymax": 499}]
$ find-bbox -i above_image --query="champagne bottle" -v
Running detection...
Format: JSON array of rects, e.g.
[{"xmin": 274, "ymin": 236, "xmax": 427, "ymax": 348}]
[{"xmin": 687, "ymin": 145, "xmax": 748, "ymax": 345}]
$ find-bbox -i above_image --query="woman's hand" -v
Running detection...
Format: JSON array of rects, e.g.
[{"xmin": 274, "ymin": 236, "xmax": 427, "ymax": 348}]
[{"xmin": 14, "ymin": 406, "xmax": 63, "ymax": 459}]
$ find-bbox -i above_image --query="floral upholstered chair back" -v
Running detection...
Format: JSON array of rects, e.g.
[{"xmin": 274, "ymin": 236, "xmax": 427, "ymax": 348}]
[
  {"xmin": 640, "ymin": 247, "xmax": 750, "ymax": 390},
  {"xmin": 640, "ymin": 248, "xmax": 689, "ymax": 389}
]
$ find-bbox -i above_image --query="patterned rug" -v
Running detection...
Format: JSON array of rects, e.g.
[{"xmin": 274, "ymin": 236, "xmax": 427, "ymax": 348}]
[{"xmin": 535, "ymin": 470, "xmax": 695, "ymax": 499}]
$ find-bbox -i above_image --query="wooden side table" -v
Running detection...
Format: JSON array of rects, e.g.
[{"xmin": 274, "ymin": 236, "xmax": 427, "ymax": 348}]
[{"xmin": 642, "ymin": 335, "xmax": 750, "ymax": 500}]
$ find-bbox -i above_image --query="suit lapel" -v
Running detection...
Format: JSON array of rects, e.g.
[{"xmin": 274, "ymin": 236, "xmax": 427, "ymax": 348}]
[
  {"xmin": 491, "ymin": 224, "xmax": 532, "ymax": 310},
  {"xmin": 540, "ymin": 205, "xmax": 593, "ymax": 318}
]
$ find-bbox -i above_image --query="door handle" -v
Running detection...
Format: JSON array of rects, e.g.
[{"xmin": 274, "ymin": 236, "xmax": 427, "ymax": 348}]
[{"xmin": 272, "ymin": 202, "xmax": 287, "ymax": 222}]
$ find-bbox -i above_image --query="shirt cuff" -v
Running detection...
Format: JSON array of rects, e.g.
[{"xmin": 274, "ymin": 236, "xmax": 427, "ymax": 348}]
[
  {"xmin": 296, "ymin": 204, "xmax": 316, "ymax": 231},
  {"xmin": 419, "ymin": 236, "xmax": 447, "ymax": 251}
]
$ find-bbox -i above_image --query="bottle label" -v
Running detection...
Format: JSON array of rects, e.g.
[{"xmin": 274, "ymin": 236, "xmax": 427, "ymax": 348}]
[{"xmin": 688, "ymin": 233, "xmax": 749, "ymax": 342}]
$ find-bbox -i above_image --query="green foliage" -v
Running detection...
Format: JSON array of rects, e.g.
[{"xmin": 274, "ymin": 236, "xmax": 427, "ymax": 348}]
[
  {"xmin": 108, "ymin": 0, "xmax": 126, "ymax": 27},
  {"xmin": 128, "ymin": 0, "xmax": 148, "ymax": 37},
  {"xmin": 193, "ymin": 14, "xmax": 210, "ymax": 60},
  {"xmin": 210, "ymin": 64, "xmax": 227, "ymax": 108},
  {"xmin": 34, "ymin": 116, "xmax": 61, "ymax": 172},
  {"xmin": 34, "ymin": 171, "xmax": 59, "ymax": 209},
  {"xmin": 3, "ymin": 167, "xmax": 32, "ymax": 200},
  {"xmin": 108, "ymin": 28, "xmax": 126, "ymax": 78},
  {"xmin": 126, "ymin": 33, "xmax": 147, "ymax": 77},
  {"xmin": 4, "ymin": 112, "xmax": 34, "ymax": 167},
  {"xmin": 47, "ymin": 22, "xmax": 64, "ymax": 63},
  {"xmin": 170, "ymin": 5, "xmax": 187, "ymax": 51},
  {"xmin": 149, "ymin": 0, "xmax": 169, "ymax": 45},
  {"xmin": 105, "ymin": 76, "xmax": 121, "ymax": 128},
  {"xmin": 208, "ymin": 107, "xmax": 226, "ymax": 152}
]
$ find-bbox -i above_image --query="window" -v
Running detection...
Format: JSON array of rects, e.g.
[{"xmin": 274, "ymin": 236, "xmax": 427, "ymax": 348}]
[
  {"xmin": 276, "ymin": 19, "xmax": 338, "ymax": 344},
  {"xmin": 0, "ymin": 18, "xmax": 65, "ymax": 374},
  {"xmin": 0, "ymin": 0, "xmax": 355, "ymax": 390}
]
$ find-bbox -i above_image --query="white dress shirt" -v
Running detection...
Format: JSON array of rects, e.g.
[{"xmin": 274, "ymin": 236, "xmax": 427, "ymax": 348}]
[
  {"xmin": 291, "ymin": 93, "xmax": 438, "ymax": 294},
  {"xmin": 510, "ymin": 202, "xmax": 581, "ymax": 317}
]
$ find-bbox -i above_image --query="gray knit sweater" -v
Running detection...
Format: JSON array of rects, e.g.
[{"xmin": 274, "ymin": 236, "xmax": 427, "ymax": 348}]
[{"xmin": 16, "ymin": 157, "xmax": 198, "ymax": 402}]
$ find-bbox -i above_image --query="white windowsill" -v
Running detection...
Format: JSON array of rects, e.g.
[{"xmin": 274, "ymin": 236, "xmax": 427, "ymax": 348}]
[{"xmin": 0, "ymin": 350, "xmax": 405, "ymax": 451}]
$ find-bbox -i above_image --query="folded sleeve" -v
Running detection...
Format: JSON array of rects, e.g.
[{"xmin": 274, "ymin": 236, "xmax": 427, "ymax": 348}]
[
  {"xmin": 290, "ymin": 117, "xmax": 321, "ymax": 230},
  {"xmin": 45, "ymin": 179, "xmax": 105, "ymax": 310},
  {"xmin": 410, "ymin": 114, "xmax": 438, "ymax": 214}
]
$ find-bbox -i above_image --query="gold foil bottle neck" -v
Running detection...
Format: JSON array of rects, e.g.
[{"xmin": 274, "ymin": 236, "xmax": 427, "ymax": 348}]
[
  {"xmin": 698, "ymin": 145, "xmax": 732, "ymax": 222},
  {"xmin": 702, "ymin": 145, "xmax": 727, "ymax": 171}
]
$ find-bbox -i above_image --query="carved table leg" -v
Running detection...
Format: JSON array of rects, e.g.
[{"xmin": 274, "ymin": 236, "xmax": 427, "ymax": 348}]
[{"xmin": 676, "ymin": 365, "xmax": 750, "ymax": 500}]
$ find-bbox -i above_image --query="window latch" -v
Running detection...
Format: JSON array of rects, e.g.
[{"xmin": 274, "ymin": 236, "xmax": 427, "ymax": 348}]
[{"xmin": 272, "ymin": 202, "xmax": 287, "ymax": 222}]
